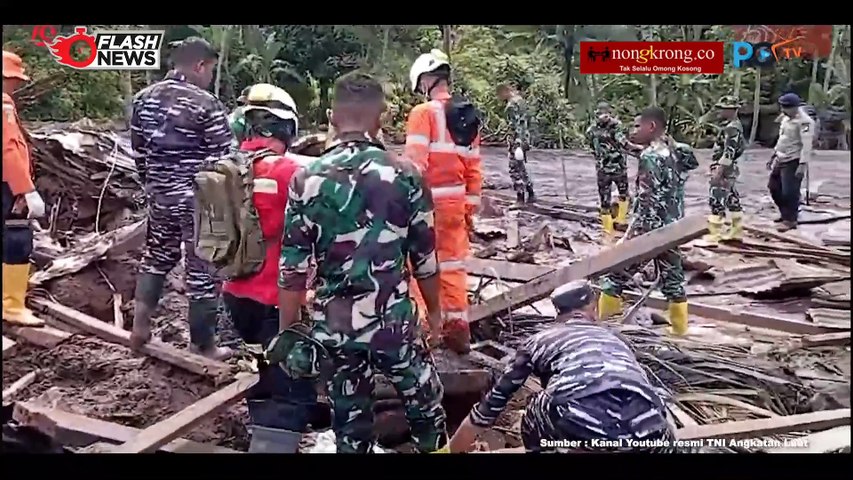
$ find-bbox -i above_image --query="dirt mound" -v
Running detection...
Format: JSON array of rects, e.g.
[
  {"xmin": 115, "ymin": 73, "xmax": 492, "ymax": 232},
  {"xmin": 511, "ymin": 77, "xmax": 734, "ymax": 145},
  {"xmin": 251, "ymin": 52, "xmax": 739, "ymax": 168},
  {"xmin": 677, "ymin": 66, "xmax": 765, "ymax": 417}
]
[
  {"xmin": 7, "ymin": 336, "xmax": 248, "ymax": 449},
  {"xmin": 44, "ymin": 254, "xmax": 139, "ymax": 324}
]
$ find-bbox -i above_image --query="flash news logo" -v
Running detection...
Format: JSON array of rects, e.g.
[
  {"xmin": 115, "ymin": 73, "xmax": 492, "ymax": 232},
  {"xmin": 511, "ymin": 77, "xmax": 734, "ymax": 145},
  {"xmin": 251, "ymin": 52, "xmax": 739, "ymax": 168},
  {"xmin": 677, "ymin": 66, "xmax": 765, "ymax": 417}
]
[{"xmin": 38, "ymin": 26, "xmax": 164, "ymax": 71}]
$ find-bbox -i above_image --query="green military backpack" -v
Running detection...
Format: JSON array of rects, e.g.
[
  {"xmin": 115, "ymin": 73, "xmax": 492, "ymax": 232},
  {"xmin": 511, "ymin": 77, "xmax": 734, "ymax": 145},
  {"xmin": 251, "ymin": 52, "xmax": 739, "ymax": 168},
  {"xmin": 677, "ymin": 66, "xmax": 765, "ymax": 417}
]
[{"xmin": 193, "ymin": 148, "xmax": 273, "ymax": 279}]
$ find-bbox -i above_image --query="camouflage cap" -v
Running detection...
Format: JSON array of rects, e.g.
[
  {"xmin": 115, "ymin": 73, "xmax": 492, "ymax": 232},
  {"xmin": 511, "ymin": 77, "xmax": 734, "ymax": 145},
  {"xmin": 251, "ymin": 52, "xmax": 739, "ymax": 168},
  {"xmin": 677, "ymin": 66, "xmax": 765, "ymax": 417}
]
[
  {"xmin": 595, "ymin": 101, "xmax": 612, "ymax": 113},
  {"xmin": 550, "ymin": 280, "xmax": 595, "ymax": 315},
  {"xmin": 715, "ymin": 95, "xmax": 742, "ymax": 109}
]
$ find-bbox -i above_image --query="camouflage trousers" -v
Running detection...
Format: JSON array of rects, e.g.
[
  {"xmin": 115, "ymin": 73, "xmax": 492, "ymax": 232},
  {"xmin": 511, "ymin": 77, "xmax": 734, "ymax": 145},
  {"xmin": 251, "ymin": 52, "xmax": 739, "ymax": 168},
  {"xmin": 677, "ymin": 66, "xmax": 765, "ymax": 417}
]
[
  {"xmin": 596, "ymin": 170, "xmax": 629, "ymax": 213},
  {"xmin": 601, "ymin": 241, "xmax": 686, "ymax": 303},
  {"xmin": 708, "ymin": 165, "xmax": 742, "ymax": 217},
  {"xmin": 140, "ymin": 190, "xmax": 218, "ymax": 301},
  {"xmin": 508, "ymin": 151, "xmax": 534, "ymax": 196},
  {"xmin": 314, "ymin": 319, "xmax": 447, "ymax": 453},
  {"xmin": 521, "ymin": 388, "xmax": 674, "ymax": 453}
]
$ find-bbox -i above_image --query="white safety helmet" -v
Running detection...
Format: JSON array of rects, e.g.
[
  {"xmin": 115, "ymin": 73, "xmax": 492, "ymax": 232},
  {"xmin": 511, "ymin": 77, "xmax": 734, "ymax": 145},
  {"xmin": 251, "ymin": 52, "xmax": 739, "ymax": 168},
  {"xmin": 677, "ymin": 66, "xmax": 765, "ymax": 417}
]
[
  {"xmin": 409, "ymin": 49, "xmax": 450, "ymax": 93},
  {"xmin": 244, "ymin": 83, "xmax": 299, "ymax": 133}
]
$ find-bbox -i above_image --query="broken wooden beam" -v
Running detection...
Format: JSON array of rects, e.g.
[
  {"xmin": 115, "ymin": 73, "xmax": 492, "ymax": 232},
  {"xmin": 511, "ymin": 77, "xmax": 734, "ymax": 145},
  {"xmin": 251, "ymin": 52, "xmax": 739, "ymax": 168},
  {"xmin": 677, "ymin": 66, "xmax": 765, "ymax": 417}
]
[
  {"xmin": 676, "ymin": 408, "xmax": 850, "ymax": 441},
  {"xmin": 621, "ymin": 292, "xmax": 841, "ymax": 335},
  {"xmin": 766, "ymin": 426, "xmax": 851, "ymax": 453},
  {"xmin": 108, "ymin": 374, "xmax": 259, "ymax": 453},
  {"xmin": 468, "ymin": 215, "xmax": 708, "ymax": 323},
  {"xmin": 744, "ymin": 225, "xmax": 847, "ymax": 256},
  {"xmin": 2, "ymin": 371, "xmax": 39, "ymax": 404},
  {"xmin": 3, "ymin": 336, "xmax": 16, "ymax": 355},
  {"xmin": 485, "ymin": 191, "xmax": 598, "ymax": 212},
  {"xmin": 12, "ymin": 401, "xmax": 241, "ymax": 453},
  {"xmin": 6, "ymin": 325, "xmax": 72, "ymax": 349},
  {"xmin": 466, "ymin": 258, "xmax": 553, "ymax": 282},
  {"xmin": 802, "ymin": 332, "xmax": 851, "ymax": 348},
  {"xmin": 31, "ymin": 299, "xmax": 232, "ymax": 383}
]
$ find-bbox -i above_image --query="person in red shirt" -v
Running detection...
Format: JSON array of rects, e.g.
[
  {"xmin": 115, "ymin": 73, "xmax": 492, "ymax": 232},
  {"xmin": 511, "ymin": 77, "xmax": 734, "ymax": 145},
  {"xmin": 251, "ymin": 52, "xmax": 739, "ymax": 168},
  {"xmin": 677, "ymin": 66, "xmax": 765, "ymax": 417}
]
[{"xmin": 221, "ymin": 83, "xmax": 317, "ymax": 453}]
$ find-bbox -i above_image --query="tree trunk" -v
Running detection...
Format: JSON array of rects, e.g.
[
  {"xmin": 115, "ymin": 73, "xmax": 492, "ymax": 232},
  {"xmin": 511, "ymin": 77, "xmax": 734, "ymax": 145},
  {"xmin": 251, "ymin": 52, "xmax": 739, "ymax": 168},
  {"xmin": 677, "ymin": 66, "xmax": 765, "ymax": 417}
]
[
  {"xmin": 749, "ymin": 68, "xmax": 762, "ymax": 145},
  {"xmin": 823, "ymin": 25, "xmax": 841, "ymax": 93},
  {"xmin": 381, "ymin": 26, "xmax": 390, "ymax": 65},
  {"xmin": 214, "ymin": 26, "xmax": 229, "ymax": 98},
  {"xmin": 121, "ymin": 72, "xmax": 133, "ymax": 128},
  {"xmin": 562, "ymin": 25, "xmax": 576, "ymax": 99},
  {"xmin": 734, "ymin": 70, "xmax": 743, "ymax": 99},
  {"xmin": 441, "ymin": 25, "xmax": 452, "ymax": 56},
  {"xmin": 809, "ymin": 56, "xmax": 819, "ymax": 103}
]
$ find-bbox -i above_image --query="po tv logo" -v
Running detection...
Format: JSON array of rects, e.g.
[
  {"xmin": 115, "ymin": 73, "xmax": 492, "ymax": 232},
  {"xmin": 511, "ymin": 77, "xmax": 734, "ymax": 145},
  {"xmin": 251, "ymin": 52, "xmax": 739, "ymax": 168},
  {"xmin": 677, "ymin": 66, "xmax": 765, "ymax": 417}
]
[{"xmin": 732, "ymin": 36, "xmax": 805, "ymax": 68}]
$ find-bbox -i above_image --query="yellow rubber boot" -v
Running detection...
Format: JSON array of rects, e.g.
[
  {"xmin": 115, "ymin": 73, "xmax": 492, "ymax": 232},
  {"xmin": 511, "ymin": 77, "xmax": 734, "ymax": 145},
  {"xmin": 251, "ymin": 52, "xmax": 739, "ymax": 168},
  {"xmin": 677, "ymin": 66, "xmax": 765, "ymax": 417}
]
[
  {"xmin": 722, "ymin": 211, "xmax": 743, "ymax": 242},
  {"xmin": 701, "ymin": 215, "xmax": 723, "ymax": 245},
  {"xmin": 2, "ymin": 263, "xmax": 44, "ymax": 327},
  {"xmin": 601, "ymin": 214, "xmax": 615, "ymax": 236},
  {"xmin": 615, "ymin": 199, "xmax": 630, "ymax": 225},
  {"xmin": 667, "ymin": 301, "xmax": 689, "ymax": 336},
  {"xmin": 598, "ymin": 292, "xmax": 623, "ymax": 320}
]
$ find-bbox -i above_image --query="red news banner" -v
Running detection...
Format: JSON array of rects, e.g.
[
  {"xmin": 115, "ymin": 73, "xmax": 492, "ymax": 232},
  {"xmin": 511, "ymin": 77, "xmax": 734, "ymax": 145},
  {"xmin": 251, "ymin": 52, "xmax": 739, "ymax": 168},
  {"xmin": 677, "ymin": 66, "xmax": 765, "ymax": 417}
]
[{"xmin": 580, "ymin": 42, "xmax": 725, "ymax": 75}]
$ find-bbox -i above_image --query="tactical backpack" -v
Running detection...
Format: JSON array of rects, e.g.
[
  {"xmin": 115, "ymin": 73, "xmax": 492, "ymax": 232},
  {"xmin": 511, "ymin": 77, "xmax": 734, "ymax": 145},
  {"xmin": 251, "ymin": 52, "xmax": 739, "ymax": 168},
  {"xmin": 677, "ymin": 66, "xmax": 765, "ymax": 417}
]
[
  {"xmin": 193, "ymin": 148, "xmax": 274, "ymax": 279},
  {"xmin": 444, "ymin": 94, "xmax": 481, "ymax": 147}
]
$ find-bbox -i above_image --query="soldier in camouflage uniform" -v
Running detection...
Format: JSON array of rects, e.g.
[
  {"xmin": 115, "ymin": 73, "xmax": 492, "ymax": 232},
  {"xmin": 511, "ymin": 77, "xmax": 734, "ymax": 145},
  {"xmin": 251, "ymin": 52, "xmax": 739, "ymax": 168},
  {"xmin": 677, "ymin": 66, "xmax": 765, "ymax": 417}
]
[
  {"xmin": 665, "ymin": 134, "xmax": 699, "ymax": 220},
  {"xmin": 278, "ymin": 72, "xmax": 447, "ymax": 454},
  {"xmin": 497, "ymin": 83, "xmax": 535, "ymax": 204},
  {"xmin": 586, "ymin": 101, "xmax": 632, "ymax": 235},
  {"xmin": 704, "ymin": 95, "xmax": 746, "ymax": 244},
  {"xmin": 129, "ymin": 38, "xmax": 233, "ymax": 360},
  {"xmin": 599, "ymin": 107, "xmax": 691, "ymax": 336}
]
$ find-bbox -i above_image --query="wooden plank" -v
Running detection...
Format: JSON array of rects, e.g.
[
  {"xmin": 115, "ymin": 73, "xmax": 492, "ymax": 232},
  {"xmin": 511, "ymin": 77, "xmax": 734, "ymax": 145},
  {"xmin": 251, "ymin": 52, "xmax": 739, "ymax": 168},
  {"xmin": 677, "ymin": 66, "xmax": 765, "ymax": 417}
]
[
  {"xmin": 802, "ymin": 332, "xmax": 851, "ymax": 348},
  {"xmin": 3, "ymin": 336, "xmax": 16, "ymax": 354},
  {"xmin": 676, "ymin": 408, "xmax": 850, "ymax": 440},
  {"xmin": 766, "ymin": 426, "xmax": 851, "ymax": 453},
  {"xmin": 621, "ymin": 292, "xmax": 840, "ymax": 335},
  {"xmin": 668, "ymin": 404, "xmax": 699, "ymax": 428},
  {"xmin": 485, "ymin": 191, "xmax": 599, "ymax": 212},
  {"xmin": 113, "ymin": 293, "xmax": 124, "ymax": 329},
  {"xmin": 12, "ymin": 401, "xmax": 241, "ymax": 453},
  {"xmin": 31, "ymin": 299, "xmax": 231, "ymax": 383},
  {"xmin": 108, "ymin": 374, "xmax": 259, "ymax": 453},
  {"xmin": 468, "ymin": 215, "xmax": 708, "ymax": 323},
  {"xmin": 466, "ymin": 258, "xmax": 553, "ymax": 282},
  {"xmin": 6, "ymin": 325, "xmax": 72, "ymax": 349},
  {"xmin": 2, "ymin": 371, "xmax": 39, "ymax": 404}
]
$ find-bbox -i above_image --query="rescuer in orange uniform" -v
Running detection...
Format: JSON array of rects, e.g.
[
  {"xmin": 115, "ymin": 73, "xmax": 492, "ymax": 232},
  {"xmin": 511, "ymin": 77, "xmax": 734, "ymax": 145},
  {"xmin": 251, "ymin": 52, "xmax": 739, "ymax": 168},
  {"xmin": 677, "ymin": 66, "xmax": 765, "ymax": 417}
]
[
  {"xmin": 404, "ymin": 49, "xmax": 482, "ymax": 353},
  {"xmin": 3, "ymin": 51, "xmax": 46, "ymax": 327}
]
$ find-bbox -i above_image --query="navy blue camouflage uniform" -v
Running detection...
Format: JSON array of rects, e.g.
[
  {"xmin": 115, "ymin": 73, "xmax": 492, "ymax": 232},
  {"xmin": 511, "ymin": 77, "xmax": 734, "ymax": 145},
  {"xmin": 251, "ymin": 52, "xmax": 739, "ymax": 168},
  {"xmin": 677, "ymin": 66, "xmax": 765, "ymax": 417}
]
[
  {"xmin": 131, "ymin": 70, "xmax": 232, "ymax": 345},
  {"xmin": 469, "ymin": 313, "xmax": 675, "ymax": 452}
]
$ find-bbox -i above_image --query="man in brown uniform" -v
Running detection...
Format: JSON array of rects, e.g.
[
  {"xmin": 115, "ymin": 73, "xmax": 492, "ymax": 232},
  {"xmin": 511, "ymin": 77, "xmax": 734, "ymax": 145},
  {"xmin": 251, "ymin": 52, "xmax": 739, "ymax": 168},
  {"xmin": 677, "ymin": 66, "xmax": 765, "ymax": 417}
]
[{"xmin": 3, "ymin": 51, "xmax": 46, "ymax": 327}]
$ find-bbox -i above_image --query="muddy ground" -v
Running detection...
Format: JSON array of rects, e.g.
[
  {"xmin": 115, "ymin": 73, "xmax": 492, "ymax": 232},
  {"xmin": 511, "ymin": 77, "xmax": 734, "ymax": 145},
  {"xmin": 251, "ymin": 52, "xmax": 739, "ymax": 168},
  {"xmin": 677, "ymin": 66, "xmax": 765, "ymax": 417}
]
[{"xmin": 4, "ymin": 145, "xmax": 850, "ymax": 452}]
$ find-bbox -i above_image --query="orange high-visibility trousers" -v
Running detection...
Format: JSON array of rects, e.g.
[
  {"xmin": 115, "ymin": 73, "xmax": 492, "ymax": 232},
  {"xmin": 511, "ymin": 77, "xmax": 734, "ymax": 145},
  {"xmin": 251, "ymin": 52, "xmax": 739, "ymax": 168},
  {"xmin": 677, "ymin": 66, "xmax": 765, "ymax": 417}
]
[{"xmin": 410, "ymin": 197, "xmax": 469, "ymax": 335}]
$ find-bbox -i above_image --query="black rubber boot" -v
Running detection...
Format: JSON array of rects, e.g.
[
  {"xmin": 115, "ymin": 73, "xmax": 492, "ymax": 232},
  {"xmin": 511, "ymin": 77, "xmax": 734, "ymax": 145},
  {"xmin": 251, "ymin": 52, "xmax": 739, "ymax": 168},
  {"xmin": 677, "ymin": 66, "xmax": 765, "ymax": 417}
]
[
  {"xmin": 130, "ymin": 273, "xmax": 166, "ymax": 350},
  {"xmin": 526, "ymin": 186, "xmax": 536, "ymax": 203},
  {"xmin": 188, "ymin": 298, "xmax": 233, "ymax": 360}
]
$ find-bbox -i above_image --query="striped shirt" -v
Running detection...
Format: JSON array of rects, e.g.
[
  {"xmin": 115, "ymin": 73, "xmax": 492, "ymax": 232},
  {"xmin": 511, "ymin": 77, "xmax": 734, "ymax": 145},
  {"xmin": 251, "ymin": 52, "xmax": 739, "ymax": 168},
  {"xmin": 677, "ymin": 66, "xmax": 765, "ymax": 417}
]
[{"xmin": 470, "ymin": 314, "xmax": 664, "ymax": 430}]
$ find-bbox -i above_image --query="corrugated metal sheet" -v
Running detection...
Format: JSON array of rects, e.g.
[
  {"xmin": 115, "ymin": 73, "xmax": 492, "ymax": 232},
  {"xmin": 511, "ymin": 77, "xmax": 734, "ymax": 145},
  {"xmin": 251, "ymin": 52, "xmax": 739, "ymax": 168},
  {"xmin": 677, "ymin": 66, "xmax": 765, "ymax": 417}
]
[
  {"xmin": 807, "ymin": 308, "xmax": 851, "ymax": 330},
  {"xmin": 713, "ymin": 259, "xmax": 847, "ymax": 295}
]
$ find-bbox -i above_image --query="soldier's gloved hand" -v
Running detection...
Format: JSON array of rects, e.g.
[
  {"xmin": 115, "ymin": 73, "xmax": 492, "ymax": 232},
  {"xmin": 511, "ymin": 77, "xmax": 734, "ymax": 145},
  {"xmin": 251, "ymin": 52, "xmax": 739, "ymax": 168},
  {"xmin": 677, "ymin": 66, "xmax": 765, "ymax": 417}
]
[
  {"xmin": 766, "ymin": 154, "xmax": 777, "ymax": 171},
  {"xmin": 795, "ymin": 163, "xmax": 807, "ymax": 179},
  {"xmin": 23, "ymin": 191, "xmax": 46, "ymax": 219}
]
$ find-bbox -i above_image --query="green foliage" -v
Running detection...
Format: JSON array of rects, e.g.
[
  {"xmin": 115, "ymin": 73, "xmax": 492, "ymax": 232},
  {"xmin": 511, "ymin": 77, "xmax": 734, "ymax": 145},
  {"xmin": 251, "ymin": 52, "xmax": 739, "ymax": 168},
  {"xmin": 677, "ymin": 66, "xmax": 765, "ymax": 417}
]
[
  {"xmin": 4, "ymin": 24, "xmax": 849, "ymax": 148},
  {"xmin": 2, "ymin": 26, "xmax": 123, "ymax": 121}
]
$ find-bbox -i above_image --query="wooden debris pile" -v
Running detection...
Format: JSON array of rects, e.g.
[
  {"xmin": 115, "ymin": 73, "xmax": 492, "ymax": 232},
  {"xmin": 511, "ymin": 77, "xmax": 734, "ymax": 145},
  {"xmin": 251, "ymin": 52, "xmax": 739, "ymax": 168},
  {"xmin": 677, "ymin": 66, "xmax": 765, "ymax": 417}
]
[{"xmin": 29, "ymin": 121, "xmax": 143, "ymax": 234}]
